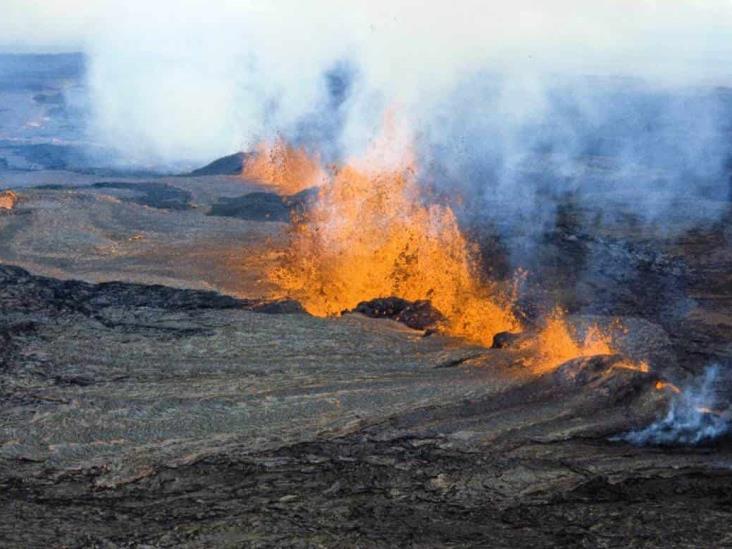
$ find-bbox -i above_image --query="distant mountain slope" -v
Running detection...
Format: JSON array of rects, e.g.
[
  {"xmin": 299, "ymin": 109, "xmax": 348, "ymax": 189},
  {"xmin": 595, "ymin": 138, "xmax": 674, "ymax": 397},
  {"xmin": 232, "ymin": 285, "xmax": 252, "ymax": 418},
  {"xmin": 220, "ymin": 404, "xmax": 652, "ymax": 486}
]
[{"xmin": 188, "ymin": 152, "xmax": 247, "ymax": 176}]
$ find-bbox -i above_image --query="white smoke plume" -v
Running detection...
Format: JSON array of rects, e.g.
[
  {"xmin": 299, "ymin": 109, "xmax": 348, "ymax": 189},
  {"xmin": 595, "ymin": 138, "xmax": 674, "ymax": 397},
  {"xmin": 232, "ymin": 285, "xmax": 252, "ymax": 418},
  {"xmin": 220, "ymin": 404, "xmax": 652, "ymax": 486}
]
[
  {"xmin": 618, "ymin": 366, "xmax": 730, "ymax": 446},
  {"xmin": 5, "ymin": 1, "xmax": 732, "ymax": 167},
  {"xmin": 3, "ymin": 2, "xmax": 732, "ymax": 232}
]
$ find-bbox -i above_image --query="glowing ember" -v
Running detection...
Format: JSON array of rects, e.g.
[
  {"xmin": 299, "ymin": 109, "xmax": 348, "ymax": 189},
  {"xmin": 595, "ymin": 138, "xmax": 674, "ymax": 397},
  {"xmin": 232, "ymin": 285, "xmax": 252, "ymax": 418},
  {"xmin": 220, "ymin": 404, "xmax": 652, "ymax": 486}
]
[
  {"xmin": 526, "ymin": 308, "xmax": 615, "ymax": 373},
  {"xmin": 242, "ymin": 138, "xmax": 327, "ymax": 195},
  {"xmin": 0, "ymin": 190, "xmax": 18, "ymax": 210},
  {"xmin": 656, "ymin": 380, "xmax": 682, "ymax": 394},
  {"xmin": 267, "ymin": 125, "xmax": 518, "ymax": 345},
  {"xmin": 615, "ymin": 360, "xmax": 651, "ymax": 374}
]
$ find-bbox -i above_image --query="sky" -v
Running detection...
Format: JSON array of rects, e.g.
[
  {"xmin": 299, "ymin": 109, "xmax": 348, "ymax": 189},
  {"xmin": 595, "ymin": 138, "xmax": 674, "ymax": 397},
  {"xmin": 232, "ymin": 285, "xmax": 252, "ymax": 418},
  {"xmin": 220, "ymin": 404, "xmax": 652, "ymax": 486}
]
[{"xmin": 3, "ymin": 1, "xmax": 732, "ymax": 66}]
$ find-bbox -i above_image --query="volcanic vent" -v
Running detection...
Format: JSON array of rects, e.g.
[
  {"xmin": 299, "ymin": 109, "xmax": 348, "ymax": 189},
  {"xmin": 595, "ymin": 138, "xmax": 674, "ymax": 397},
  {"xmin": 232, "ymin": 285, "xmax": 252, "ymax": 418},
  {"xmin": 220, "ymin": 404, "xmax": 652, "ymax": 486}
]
[
  {"xmin": 250, "ymin": 120, "xmax": 517, "ymax": 347},
  {"xmin": 239, "ymin": 119, "xmax": 655, "ymax": 381}
]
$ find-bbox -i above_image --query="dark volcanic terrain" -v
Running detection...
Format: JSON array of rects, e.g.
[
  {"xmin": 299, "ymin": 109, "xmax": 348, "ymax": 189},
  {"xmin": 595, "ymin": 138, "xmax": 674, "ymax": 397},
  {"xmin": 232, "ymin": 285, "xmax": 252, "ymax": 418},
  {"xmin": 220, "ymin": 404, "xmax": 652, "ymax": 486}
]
[
  {"xmin": 1, "ymin": 263, "xmax": 732, "ymax": 547},
  {"xmin": 0, "ymin": 154, "xmax": 730, "ymax": 546},
  {"xmin": 0, "ymin": 158, "xmax": 730, "ymax": 546}
]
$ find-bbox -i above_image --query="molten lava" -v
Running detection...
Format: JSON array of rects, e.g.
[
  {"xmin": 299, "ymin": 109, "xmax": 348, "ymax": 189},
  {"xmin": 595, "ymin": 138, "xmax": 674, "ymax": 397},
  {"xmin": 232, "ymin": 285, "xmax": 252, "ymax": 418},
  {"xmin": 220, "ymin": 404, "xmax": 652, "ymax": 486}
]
[
  {"xmin": 267, "ymin": 129, "xmax": 518, "ymax": 345},
  {"xmin": 242, "ymin": 138, "xmax": 327, "ymax": 195},
  {"xmin": 0, "ymin": 190, "xmax": 18, "ymax": 211},
  {"xmin": 257, "ymin": 125, "xmax": 645, "ymax": 371},
  {"xmin": 527, "ymin": 308, "xmax": 615, "ymax": 373},
  {"xmin": 656, "ymin": 380, "xmax": 682, "ymax": 394}
]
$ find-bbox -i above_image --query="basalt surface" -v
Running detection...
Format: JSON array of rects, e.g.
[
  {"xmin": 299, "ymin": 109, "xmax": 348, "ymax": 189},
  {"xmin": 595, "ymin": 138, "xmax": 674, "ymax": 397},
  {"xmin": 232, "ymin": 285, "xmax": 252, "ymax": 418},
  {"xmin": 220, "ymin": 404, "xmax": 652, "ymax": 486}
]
[
  {"xmin": 1, "ymin": 265, "xmax": 732, "ymax": 547},
  {"xmin": 0, "ymin": 176, "xmax": 286, "ymax": 298}
]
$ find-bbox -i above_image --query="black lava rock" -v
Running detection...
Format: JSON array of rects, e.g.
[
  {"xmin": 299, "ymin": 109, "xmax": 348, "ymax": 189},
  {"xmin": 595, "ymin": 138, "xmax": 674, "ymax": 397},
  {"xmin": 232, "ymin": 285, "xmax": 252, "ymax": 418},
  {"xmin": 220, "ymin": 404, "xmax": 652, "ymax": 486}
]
[
  {"xmin": 491, "ymin": 331, "xmax": 524, "ymax": 349},
  {"xmin": 208, "ymin": 188, "xmax": 319, "ymax": 223},
  {"xmin": 91, "ymin": 182, "xmax": 193, "ymax": 211},
  {"xmin": 351, "ymin": 297, "xmax": 445, "ymax": 330}
]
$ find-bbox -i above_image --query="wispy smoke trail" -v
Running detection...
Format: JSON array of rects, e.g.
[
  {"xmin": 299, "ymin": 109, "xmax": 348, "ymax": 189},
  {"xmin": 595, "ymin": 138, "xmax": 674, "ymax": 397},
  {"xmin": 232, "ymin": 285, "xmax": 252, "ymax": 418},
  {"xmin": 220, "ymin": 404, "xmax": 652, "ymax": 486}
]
[
  {"xmin": 421, "ymin": 74, "xmax": 732, "ymax": 256},
  {"xmin": 617, "ymin": 366, "xmax": 729, "ymax": 446}
]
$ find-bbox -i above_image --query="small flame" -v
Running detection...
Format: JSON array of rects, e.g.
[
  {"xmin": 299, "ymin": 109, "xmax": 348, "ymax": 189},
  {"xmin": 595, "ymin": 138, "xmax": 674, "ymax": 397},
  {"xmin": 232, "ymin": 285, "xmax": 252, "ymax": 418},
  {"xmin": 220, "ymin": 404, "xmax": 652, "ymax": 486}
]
[
  {"xmin": 267, "ymin": 120, "xmax": 518, "ymax": 345},
  {"xmin": 526, "ymin": 308, "xmax": 615, "ymax": 373},
  {"xmin": 616, "ymin": 360, "xmax": 651, "ymax": 374},
  {"xmin": 242, "ymin": 138, "xmax": 327, "ymax": 195},
  {"xmin": 656, "ymin": 380, "xmax": 682, "ymax": 394}
]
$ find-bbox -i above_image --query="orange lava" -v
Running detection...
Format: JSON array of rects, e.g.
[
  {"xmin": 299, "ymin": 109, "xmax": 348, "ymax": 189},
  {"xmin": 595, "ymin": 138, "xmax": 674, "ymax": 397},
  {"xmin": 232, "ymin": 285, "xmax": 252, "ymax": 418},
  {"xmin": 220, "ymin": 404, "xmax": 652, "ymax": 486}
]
[
  {"xmin": 267, "ymin": 124, "xmax": 518, "ymax": 345},
  {"xmin": 655, "ymin": 380, "xmax": 682, "ymax": 394},
  {"xmin": 242, "ymin": 138, "xmax": 327, "ymax": 195},
  {"xmin": 0, "ymin": 190, "xmax": 18, "ymax": 210},
  {"xmin": 527, "ymin": 308, "xmax": 615, "ymax": 373},
  {"xmin": 255, "ymin": 123, "xmax": 651, "ymax": 372},
  {"xmin": 615, "ymin": 360, "xmax": 651, "ymax": 374}
]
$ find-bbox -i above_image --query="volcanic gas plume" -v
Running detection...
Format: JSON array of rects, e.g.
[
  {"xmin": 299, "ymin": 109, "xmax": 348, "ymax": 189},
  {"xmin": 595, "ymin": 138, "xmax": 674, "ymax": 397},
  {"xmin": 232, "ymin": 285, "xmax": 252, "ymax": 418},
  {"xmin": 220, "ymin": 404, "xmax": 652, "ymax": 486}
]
[{"xmin": 617, "ymin": 366, "xmax": 730, "ymax": 445}]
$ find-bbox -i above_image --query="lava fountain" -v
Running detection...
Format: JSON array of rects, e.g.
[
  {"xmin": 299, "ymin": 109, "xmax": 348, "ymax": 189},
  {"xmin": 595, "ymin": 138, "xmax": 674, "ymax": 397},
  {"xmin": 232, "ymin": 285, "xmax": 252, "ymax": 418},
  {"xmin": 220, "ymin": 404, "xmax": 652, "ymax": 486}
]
[
  {"xmin": 242, "ymin": 138, "xmax": 327, "ymax": 195},
  {"xmin": 526, "ymin": 308, "xmax": 616, "ymax": 373},
  {"xmin": 257, "ymin": 119, "xmax": 633, "ymax": 367},
  {"xmin": 266, "ymin": 120, "xmax": 519, "ymax": 346}
]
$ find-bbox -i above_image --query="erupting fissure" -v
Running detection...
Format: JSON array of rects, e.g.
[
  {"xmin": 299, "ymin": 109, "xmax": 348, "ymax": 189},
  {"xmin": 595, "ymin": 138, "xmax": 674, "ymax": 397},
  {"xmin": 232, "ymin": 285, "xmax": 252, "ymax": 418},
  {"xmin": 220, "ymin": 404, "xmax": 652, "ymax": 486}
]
[
  {"xmin": 256, "ymin": 123, "xmax": 518, "ymax": 346},
  {"xmin": 527, "ymin": 308, "xmax": 616, "ymax": 373},
  {"xmin": 251, "ymin": 125, "xmax": 630, "ymax": 370}
]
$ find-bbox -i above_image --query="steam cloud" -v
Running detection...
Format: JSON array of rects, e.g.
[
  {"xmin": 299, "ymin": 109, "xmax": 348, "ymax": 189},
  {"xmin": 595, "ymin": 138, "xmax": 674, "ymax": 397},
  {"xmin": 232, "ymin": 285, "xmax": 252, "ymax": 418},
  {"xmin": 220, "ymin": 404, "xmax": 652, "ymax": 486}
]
[
  {"xmin": 74, "ymin": 2, "xmax": 732, "ymax": 236},
  {"xmin": 617, "ymin": 366, "xmax": 729, "ymax": 446},
  {"xmin": 4, "ymin": 2, "xmax": 732, "ymax": 234},
  {"xmin": 6, "ymin": 2, "xmax": 726, "ymax": 166}
]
